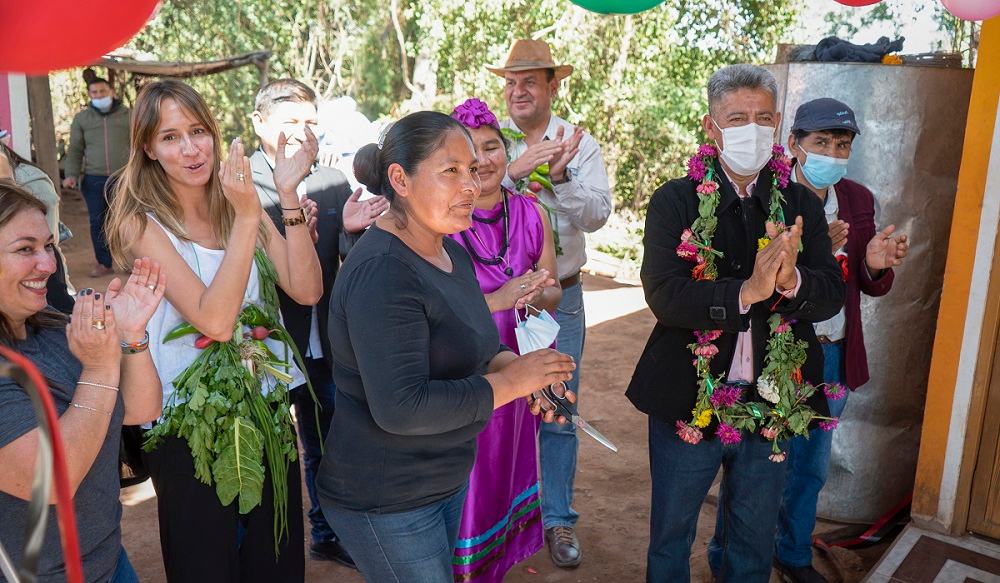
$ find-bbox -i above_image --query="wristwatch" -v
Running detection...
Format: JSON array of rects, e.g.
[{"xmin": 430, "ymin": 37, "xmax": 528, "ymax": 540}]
[{"xmin": 552, "ymin": 172, "xmax": 572, "ymax": 185}]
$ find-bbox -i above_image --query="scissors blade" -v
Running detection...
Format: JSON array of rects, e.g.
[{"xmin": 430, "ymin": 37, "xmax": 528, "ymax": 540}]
[{"xmin": 573, "ymin": 416, "xmax": 618, "ymax": 453}]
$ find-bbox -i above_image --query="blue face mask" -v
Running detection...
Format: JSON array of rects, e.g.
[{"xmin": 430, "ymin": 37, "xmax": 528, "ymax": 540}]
[
  {"xmin": 797, "ymin": 144, "xmax": 849, "ymax": 189},
  {"xmin": 91, "ymin": 96, "xmax": 113, "ymax": 112}
]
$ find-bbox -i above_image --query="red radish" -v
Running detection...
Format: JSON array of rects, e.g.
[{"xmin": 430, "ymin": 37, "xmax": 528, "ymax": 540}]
[
  {"xmin": 194, "ymin": 335, "xmax": 215, "ymax": 349},
  {"xmin": 528, "ymin": 181, "xmax": 543, "ymax": 192},
  {"xmin": 251, "ymin": 326, "xmax": 270, "ymax": 340}
]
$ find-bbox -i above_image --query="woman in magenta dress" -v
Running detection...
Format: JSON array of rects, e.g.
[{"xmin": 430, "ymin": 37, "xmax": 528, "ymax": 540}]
[{"xmin": 448, "ymin": 98, "xmax": 562, "ymax": 582}]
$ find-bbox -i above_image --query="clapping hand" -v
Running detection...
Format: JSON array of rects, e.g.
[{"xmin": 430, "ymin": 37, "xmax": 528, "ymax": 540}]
[
  {"xmin": 828, "ymin": 220, "xmax": 849, "ymax": 253},
  {"xmin": 105, "ymin": 258, "xmax": 166, "ymax": 344},
  {"xmin": 301, "ymin": 195, "xmax": 319, "ymax": 244},
  {"xmin": 343, "ymin": 188, "xmax": 389, "ymax": 233},
  {"xmin": 273, "ymin": 126, "xmax": 319, "ymax": 197},
  {"xmin": 218, "ymin": 138, "xmax": 260, "ymax": 219},
  {"xmin": 865, "ymin": 225, "xmax": 909, "ymax": 272},
  {"xmin": 769, "ymin": 216, "xmax": 803, "ymax": 292},
  {"xmin": 548, "ymin": 126, "xmax": 584, "ymax": 182}
]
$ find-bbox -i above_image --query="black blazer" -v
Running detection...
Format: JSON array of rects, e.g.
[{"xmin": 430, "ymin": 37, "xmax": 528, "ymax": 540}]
[
  {"xmin": 626, "ymin": 160, "xmax": 845, "ymax": 433},
  {"xmin": 250, "ymin": 150, "xmax": 354, "ymax": 369}
]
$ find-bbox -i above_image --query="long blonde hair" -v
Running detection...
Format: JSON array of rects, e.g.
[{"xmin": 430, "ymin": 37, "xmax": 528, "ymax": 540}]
[{"xmin": 106, "ymin": 80, "xmax": 266, "ymax": 269}]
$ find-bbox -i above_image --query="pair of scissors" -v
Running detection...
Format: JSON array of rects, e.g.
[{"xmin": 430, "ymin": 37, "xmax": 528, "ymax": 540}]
[{"xmin": 535, "ymin": 382, "xmax": 619, "ymax": 453}]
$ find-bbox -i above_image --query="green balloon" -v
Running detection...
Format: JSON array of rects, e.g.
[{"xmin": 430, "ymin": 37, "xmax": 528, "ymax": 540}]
[{"xmin": 570, "ymin": 0, "xmax": 665, "ymax": 14}]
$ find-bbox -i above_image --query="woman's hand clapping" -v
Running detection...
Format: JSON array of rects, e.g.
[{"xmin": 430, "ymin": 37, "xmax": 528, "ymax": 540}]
[
  {"xmin": 67, "ymin": 290, "xmax": 120, "ymax": 373},
  {"xmin": 105, "ymin": 257, "xmax": 166, "ymax": 344},
  {"xmin": 218, "ymin": 138, "xmax": 261, "ymax": 220}
]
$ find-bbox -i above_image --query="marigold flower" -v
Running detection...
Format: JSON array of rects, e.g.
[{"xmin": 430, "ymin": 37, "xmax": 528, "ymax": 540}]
[
  {"xmin": 792, "ymin": 368, "xmax": 803, "ymax": 384},
  {"xmin": 692, "ymin": 263, "xmax": 712, "ymax": 280},
  {"xmin": 758, "ymin": 237, "xmax": 771, "ymax": 251},
  {"xmin": 716, "ymin": 422, "xmax": 742, "ymax": 445},
  {"xmin": 692, "ymin": 408, "xmax": 713, "ymax": 428},
  {"xmin": 676, "ymin": 420, "xmax": 704, "ymax": 445}
]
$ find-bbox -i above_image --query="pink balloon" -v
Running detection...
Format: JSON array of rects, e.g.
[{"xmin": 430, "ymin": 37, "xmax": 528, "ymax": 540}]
[
  {"xmin": 834, "ymin": 0, "xmax": 882, "ymax": 6},
  {"xmin": 942, "ymin": 0, "xmax": 1000, "ymax": 21}
]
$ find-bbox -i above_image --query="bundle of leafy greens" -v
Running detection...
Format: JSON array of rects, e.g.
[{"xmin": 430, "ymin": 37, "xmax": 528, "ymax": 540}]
[{"xmin": 144, "ymin": 249, "xmax": 316, "ymax": 554}]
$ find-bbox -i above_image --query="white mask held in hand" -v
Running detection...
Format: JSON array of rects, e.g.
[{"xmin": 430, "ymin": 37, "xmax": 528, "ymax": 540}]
[
  {"xmin": 712, "ymin": 119, "xmax": 775, "ymax": 176},
  {"xmin": 514, "ymin": 306, "xmax": 560, "ymax": 354}
]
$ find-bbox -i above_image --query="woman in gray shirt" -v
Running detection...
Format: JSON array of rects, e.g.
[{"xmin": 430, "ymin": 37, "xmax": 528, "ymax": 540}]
[{"xmin": 318, "ymin": 111, "xmax": 575, "ymax": 583}]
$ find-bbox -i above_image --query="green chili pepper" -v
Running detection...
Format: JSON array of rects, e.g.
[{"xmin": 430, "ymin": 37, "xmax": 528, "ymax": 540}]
[
  {"xmin": 530, "ymin": 171, "xmax": 554, "ymax": 192},
  {"xmin": 163, "ymin": 321, "xmax": 200, "ymax": 343}
]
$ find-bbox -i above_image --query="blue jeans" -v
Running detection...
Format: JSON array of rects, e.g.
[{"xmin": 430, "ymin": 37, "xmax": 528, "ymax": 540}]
[
  {"xmin": 108, "ymin": 547, "xmax": 139, "ymax": 583},
  {"xmin": 80, "ymin": 174, "xmax": 113, "ymax": 268},
  {"xmin": 322, "ymin": 484, "xmax": 468, "ymax": 583},
  {"xmin": 776, "ymin": 342, "xmax": 850, "ymax": 567},
  {"xmin": 648, "ymin": 416, "xmax": 788, "ymax": 583},
  {"xmin": 540, "ymin": 281, "xmax": 585, "ymax": 529},
  {"xmin": 292, "ymin": 357, "xmax": 337, "ymax": 544}
]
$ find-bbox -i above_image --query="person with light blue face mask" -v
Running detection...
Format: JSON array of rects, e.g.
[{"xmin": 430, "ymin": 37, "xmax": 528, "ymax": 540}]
[
  {"xmin": 774, "ymin": 97, "xmax": 910, "ymax": 583},
  {"xmin": 61, "ymin": 68, "xmax": 131, "ymax": 278}
]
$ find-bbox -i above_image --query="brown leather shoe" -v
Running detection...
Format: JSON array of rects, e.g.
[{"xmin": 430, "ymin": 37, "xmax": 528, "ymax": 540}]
[{"xmin": 545, "ymin": 526, "xmax": 582, "ymax": 568}]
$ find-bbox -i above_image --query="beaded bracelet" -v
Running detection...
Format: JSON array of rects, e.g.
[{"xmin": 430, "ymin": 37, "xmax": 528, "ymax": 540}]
[
  {"xmin": 121, "ymin": 330, "xmax": 150, "ymax": 354},
  {"xmin": 77, "ymin": 381, "xmax": 119, "ymax": 392},
  {"xmin": 71, "ymin": 402, "xmax": 113, "ymax": 416}
]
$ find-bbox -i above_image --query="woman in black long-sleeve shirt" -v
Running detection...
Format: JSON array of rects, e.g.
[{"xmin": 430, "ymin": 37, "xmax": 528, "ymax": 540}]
[{"xmin": 317, "ymin": 111, "xmax": 575, "ymax": 583}]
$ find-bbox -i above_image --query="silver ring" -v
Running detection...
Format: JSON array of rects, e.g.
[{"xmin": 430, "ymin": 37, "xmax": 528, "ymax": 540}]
[
  {"xmin": 147, "ymin": 284, "xmax": 156, "ymax": 291},
  {"xmin": 236, "ymin": 171, "xmax": 245, "ymax": 182},
  {"xmin": 92, "ymin": 319, "xmax": 106, "ymax": 330},
  {"xmin": 519, "ymin": 283, "xmax": 527, "ymax": 291}
]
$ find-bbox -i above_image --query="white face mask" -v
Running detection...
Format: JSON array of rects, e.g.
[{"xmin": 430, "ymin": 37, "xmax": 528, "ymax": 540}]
[
  {"xmin": 514, "ymin": 307, "xmax": 560, "ymax": 354},
  {"xmin": 712, "ymin": 119, "xmax": 775, "ymax": 176}
]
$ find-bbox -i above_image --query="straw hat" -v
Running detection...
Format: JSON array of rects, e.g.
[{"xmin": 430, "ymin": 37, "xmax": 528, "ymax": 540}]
[{"xmin": 486, "ymin": 39, "xmax": 574, "ymax": 80}]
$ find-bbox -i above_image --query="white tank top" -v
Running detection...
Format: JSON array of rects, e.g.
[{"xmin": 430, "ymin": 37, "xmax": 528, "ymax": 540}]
[{"xmin": 144, "ymin": 214, "xmax": 304, "ymax": 423}]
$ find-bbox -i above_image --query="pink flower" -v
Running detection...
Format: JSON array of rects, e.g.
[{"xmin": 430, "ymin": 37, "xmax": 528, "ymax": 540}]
[
  {"xmin": 769, "ymin": 152, "xmax": 792, "ymax": 189},
  {"xmin": 676, "ymin": 241, "xmax": 699, "ymax": 261},
  {"xmin": 710, "ymin": 385, "xmax": 743, "ymax": 409},
  {"xmin": 760, "ymin": 426, "xmax": 779, "ymax": 440},
  {"xmin": 771, "ymin": 143, "xmax": 786, "ymax": 157},
  {"xmin": 716, "ymin": 422, "xmax": 742, "ymax": 445},
  {"xmin": 775, "ymin": 320, "xmax": 791, "ymax": 334},
  {"xmin": 698, "ymin": 144, "xmax": 718, "ymax": 157},
  {"xmin": 687, "ymin": 156, "xmax": 707, "ymax": 181},
  {"xmin": 450, "ymin": 98, "xmax": 499, "ymax": 129},
  {"xmin": 675, "ymin": 421, "xmax": 704, "ymax": 445},
  {"xmin": 680, "ymin": 228, "xmax": 694, "ymax": 243},
  {"xmin": 695, "ymin": 329, "xmax": 722, "ymax": 344},
  {"xmin": 769, "ymin": 451, "xmax": 788, "ymax": 463},
  {"xmin": 694, "ymin": 344, "xmax": 719, "ymax": 358},
  {"xmin": 823, "ymin": 383, "xmax": 847, "ymax": 400},
  {"xmin": 696, "ymin": 181, "xmax": 719, "ymax": 195},
  {"xmin": 819, "ymin": 418, "xmax": 840, "ymax": 432}
]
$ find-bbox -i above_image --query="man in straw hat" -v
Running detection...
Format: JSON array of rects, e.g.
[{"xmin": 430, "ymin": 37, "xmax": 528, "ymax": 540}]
[{"xmin": 487, "ymin": 38, "xmax": 612, "ymax": 570}]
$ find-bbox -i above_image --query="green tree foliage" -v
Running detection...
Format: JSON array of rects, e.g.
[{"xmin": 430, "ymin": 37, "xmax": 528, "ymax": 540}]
[{"xmin": 119, "ymin": 0, "xmax": 798, "ymax": 211}]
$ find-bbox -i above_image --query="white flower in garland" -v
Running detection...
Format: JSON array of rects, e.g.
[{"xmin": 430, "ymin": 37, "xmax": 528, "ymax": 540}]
[{"xmin": 757, "ymin": 375, "xmax": 780, "ymax": 404}]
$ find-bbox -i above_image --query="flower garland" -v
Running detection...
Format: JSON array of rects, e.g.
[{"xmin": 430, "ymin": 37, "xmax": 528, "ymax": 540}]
[{"xmin": 674, "ymin": 144, "xmax": 839, "ymax": 461}]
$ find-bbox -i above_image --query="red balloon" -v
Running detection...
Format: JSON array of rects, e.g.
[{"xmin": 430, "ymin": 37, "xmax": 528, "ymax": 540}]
[
  {"xmin": 834, "ymin": 0, "xmax": 883, "ymax": 6},
  {"xmin": 0, "ymin": 0, "xmax": 160, "ymax": 74}
]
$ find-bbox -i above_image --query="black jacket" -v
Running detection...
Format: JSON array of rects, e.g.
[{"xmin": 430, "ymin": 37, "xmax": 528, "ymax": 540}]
[
  {"xmin": 626, "ymin": 160, "xmax": 845, "ymax": 433},
  {"xmin": 250, "ymin": 150, "xmax": 354, "ymax": 369}
]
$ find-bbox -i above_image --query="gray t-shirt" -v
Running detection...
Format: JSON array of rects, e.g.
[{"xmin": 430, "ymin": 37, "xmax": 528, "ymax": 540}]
[{"xmin": 0, "ymin": 325, "xmax": 124, "ymax": 583}]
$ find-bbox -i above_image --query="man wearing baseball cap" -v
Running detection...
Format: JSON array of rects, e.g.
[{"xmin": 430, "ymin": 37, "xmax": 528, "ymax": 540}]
[
  {"xmin": 486, "ymin": 39, "xmax": 612, "ymax": 569},
  {"xmin": 774, "ymin": 98, "xmax": 909, "ymax": 583}
]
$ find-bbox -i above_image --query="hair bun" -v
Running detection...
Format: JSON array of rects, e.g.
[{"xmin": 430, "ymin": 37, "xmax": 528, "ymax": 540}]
[{"xmin": 353, "ymin": 143, "xmax": 383, "ymax": 195}]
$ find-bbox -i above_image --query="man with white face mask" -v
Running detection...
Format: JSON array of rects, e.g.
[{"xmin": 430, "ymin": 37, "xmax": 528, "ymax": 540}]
[
  {"xmin": 628, "ymin": 64, "xmax": 845, "ymax": 582},
  {"xmin": 774, "ymin": 98, "xmax": 909, "ymax": 583},
  {"xmin": 61, "ymin": 69, "xmax": 130, "ymax": 277}
]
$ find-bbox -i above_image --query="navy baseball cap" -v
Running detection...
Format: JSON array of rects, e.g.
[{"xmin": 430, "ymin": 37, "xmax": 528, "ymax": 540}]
[{"xmin": 791, "ymin": 98, "xmax": 861, "ymax": 135}]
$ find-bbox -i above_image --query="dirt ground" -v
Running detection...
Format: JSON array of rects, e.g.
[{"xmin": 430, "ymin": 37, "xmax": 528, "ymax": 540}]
[{"xmin": 54, "ymin": 188, "xmax": 894, "ymax": 582}]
